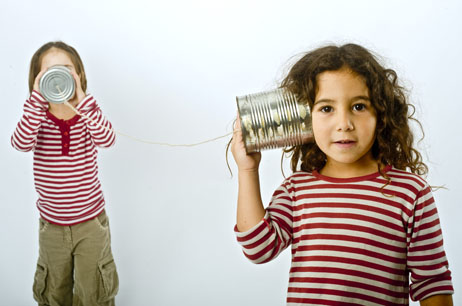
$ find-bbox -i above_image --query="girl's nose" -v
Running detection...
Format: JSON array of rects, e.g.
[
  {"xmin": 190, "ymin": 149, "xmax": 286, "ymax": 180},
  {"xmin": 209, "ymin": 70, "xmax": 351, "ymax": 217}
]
[{"xmin": 336, "ymin": 111, "xmax": 354, "ymax": 131}]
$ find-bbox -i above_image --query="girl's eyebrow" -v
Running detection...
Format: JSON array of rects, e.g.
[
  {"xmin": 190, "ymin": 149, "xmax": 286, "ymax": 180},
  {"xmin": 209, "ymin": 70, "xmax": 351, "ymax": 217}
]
[
  {"xmin": 314, "ymin": 98, "xmax": 334, "ymax": 105},
  {"xmin": 351, "ymin": 95, "xmax": 371, "ymax": 103},
  {"xmin": 314, "ymin": 95, "xmax": 370, "ymax": 105}
]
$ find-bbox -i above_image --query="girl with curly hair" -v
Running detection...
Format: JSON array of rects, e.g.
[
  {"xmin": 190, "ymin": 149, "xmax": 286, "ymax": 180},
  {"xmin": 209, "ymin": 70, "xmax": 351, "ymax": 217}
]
[{"xmin": 231, "ymin": 43, "xmax": 454, "ymax": 305}]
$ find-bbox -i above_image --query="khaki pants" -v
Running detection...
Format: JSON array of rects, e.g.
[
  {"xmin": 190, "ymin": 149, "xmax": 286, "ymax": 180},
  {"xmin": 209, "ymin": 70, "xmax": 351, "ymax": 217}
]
[{"xmin": 33, "ymin": 211, "xmax": 119, "ymax": 306}]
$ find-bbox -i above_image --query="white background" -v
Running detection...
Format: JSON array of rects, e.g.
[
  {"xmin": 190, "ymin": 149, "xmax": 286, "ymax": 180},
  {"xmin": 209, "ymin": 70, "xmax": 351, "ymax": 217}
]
[{"xmin": 1, "ymin": 0, "xmax": 460, "ymax": 305}]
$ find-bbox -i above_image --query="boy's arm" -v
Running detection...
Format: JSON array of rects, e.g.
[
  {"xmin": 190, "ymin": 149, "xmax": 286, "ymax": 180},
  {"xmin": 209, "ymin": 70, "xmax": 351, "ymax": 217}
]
[
  {"xmin": 76, "ymin": 95, "xmax": 116, "ymax": 148},
  {"xmin": 420, "ymin": 294, "xmax": 453, "ymax": 306},
  {"xmin": 11, "ymin": 91, "xmax": 48, "ymax": 152}
]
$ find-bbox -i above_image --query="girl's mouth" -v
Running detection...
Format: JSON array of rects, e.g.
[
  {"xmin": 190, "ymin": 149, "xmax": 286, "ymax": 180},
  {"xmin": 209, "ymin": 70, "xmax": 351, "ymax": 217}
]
[
  {"xmin": 334, "ymin": 140, "xmax": 356, "ymax": 148},
  {"xmin": 336, "ymin": 140, "xmax": 354, "ymax": 143}
]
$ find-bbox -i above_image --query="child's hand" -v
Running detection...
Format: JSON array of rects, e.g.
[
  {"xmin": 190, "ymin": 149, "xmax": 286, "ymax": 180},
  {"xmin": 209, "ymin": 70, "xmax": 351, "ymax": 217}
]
[
  {"xmin": 32, "ymin": 70, "xmax": 47, "ymax": 93},
  {"xmin": 68, "ymin": 70, "xmax": 86, "ymax": 106},
  {"xmin": 231, "ymin": 114, "xmax": 262, "ymax": 172}
]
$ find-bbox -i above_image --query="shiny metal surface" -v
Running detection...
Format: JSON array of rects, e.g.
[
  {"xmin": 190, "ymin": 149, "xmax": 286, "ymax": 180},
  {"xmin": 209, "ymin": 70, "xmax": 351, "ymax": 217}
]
[
  {"xmin": 39, "ymin": 65, "xmax": 75, "ymax": 104},
  {"xmin": 236, "ymin": 88, "xmax": 313, "ymax": 153}
]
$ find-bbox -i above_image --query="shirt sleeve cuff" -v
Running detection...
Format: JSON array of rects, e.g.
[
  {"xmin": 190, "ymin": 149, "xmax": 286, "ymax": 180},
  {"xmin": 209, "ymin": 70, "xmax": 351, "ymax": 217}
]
[{"xmin": 235, "ymin": 211, "xmax": 271, "ymax": 243}]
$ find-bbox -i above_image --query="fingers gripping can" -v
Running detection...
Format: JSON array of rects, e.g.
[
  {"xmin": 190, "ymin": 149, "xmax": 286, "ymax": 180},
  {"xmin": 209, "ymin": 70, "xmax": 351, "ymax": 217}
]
[
  {"xmin": 236, "ymin": 88, "xmax": 313, "ymax": 153},
  {"xmin": 39, "ymin": 65, "xmax": 75, "ymax": 104}
]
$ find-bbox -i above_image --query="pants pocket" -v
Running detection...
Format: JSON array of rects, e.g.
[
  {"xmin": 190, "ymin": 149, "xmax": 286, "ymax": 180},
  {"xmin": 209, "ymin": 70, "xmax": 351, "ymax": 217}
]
[
  {"xmin": 97, "ymin": 254, "xmax": 119, "ymax": 303},
  {"xmin": 95, "ymin": 211, "xmax": 109, "ymax": 230},
  {"xmin": 33, "ymin": 261, "xmax": 49, "ymax": 304},
  {"xmin": 39, "ymin": 218, "xmax": 49, "ymax": 233}
]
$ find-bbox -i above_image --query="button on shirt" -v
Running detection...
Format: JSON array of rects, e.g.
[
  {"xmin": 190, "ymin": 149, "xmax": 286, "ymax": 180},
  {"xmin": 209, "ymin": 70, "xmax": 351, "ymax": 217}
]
[{"xmin": 45, "ymin": 111, "xmax": 80, "ymax": 155}]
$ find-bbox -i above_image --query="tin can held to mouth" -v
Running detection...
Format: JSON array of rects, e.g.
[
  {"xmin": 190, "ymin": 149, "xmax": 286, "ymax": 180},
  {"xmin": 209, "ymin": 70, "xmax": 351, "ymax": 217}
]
[
  {"xmin": 236, "ymin": 88, "xmax": 314, "ymax": 154},
  {"xmin": 39, "ymin": 65, "xmax": 75, "ymax": 104}
]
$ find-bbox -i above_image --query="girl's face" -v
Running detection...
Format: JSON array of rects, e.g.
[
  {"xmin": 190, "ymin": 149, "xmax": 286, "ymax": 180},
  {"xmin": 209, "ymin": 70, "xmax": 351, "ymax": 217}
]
[
  {"xmin": 312, "ymin": 68, "xmax": 377, "ymax": 177},
  {"xmin": 40, "ymin": 48, "xmax": 76, "ymax": 74}
]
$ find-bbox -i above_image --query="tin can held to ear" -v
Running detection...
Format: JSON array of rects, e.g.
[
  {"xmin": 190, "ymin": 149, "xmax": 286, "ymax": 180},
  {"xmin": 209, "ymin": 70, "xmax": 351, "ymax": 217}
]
[
  {"xmin": 39, "ymin": 65, "xmax": 75, "ymax": 104},
  {"xmin": 236, "ymin": 88, "xmax": 313, "ymax": 154}
]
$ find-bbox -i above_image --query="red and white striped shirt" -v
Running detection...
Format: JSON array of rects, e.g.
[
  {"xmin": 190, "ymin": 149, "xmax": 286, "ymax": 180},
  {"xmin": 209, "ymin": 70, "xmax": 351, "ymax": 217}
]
[
  {"xmin": 235, "ymin": 166, "xmax": 453, "ymax": 305},
  {"xmin": 11, "ymin": 90, "xmax": 115, "ymax": 226}
]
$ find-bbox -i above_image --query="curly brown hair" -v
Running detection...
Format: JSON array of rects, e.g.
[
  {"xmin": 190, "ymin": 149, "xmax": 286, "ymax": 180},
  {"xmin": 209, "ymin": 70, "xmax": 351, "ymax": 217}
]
[
  {"xmin": 28, "ymin": 41, "xmax": 87, "ymax": 94},
  {"xmin": 281, "ymin": 43, "xmax": 427, "ymax": 176}
]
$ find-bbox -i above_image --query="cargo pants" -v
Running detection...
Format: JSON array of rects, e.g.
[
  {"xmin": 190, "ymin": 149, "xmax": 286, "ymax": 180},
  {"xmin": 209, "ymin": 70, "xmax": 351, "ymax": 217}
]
[{"xmin": 33, "ymin": 210, "xmax": 118, "ymax": 306}]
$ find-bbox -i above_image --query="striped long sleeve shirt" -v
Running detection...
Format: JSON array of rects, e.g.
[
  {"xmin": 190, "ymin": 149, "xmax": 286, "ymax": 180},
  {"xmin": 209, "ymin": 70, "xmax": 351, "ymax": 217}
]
[
  {"xmin": 11, "ymin": 90, "xmax": 115, "ymax": 225},
  {"xmin": 235, "ymin": 166, "xmax": 453, "ymax": 305}
]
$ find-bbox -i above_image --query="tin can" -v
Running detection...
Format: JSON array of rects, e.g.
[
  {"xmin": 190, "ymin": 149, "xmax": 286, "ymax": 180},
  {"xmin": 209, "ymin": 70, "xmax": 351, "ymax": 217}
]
[
  {"xmin": 236, "ymin": 88, "xmax": 313, "ymax": 153},
  {"xmin": 39, "ymin": 65, "xmax": 75, "ymax": 104}
]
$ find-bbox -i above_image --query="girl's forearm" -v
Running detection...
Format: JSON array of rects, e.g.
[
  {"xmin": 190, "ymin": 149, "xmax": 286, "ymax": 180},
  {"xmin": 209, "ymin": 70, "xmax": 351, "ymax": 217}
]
[
  {"xmin": 236, "ymin": 169, "xmax": 266, "ymax": 232},
  {"xmin": 420, "ymin": 294, "xmax": 453, "ymax": 306}
]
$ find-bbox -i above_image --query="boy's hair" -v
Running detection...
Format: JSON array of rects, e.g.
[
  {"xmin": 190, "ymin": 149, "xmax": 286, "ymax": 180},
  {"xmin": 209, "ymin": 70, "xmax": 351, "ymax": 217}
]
[
  {"xmin": 281, "ymin": 43, "xmax": 427, "ymax": 175},
  {"xmin": 28, "ymin": 41, "xmax": 87, "ymax": 94}
]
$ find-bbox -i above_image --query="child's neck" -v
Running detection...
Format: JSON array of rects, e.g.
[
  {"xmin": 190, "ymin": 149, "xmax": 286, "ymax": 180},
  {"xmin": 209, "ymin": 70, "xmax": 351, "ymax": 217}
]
[
  {"xmin": 48, "ymin": 102, "xmax": 78, "ymax": 120},
  {"xmin": 319, "ymin": 160, "xmax": 380, "ymax": 179}
]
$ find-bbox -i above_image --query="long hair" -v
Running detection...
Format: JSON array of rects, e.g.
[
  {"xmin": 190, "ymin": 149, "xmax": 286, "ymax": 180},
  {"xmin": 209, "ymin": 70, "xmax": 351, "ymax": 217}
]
[
  {"xmin": 28, "ymin": 41, "xmax": 87, "ymax": 94},
  {"xmin": 281, "ymin": 43, "xmax": 427, "ymax": 175}
]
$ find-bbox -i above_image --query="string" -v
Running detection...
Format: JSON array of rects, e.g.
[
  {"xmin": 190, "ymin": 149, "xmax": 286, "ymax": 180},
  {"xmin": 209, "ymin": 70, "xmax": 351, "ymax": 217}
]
[{"xmin": 59, "ymin": 91, "xmax": 232, "ymax": 147}]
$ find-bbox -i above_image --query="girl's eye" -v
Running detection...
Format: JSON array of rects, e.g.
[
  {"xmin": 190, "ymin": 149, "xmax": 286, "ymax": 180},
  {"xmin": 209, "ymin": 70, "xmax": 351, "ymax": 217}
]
[
  {"xmin": 320, "ymin": 106, "xmax": 333, "ymax": 113},
  {"xmin": 353, "ymin": 103, "xmax": 366, "ymax": 111}
]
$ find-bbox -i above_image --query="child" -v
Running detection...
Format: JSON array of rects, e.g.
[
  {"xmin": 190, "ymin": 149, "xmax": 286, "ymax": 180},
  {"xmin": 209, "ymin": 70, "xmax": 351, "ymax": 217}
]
[
  {"xmin": 11, "ymin": 41, "xmax": 118, "ymax": 305},
  {"xmin": 231, "ymin": 43, "xmax": 454, "ymax": 305}
]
